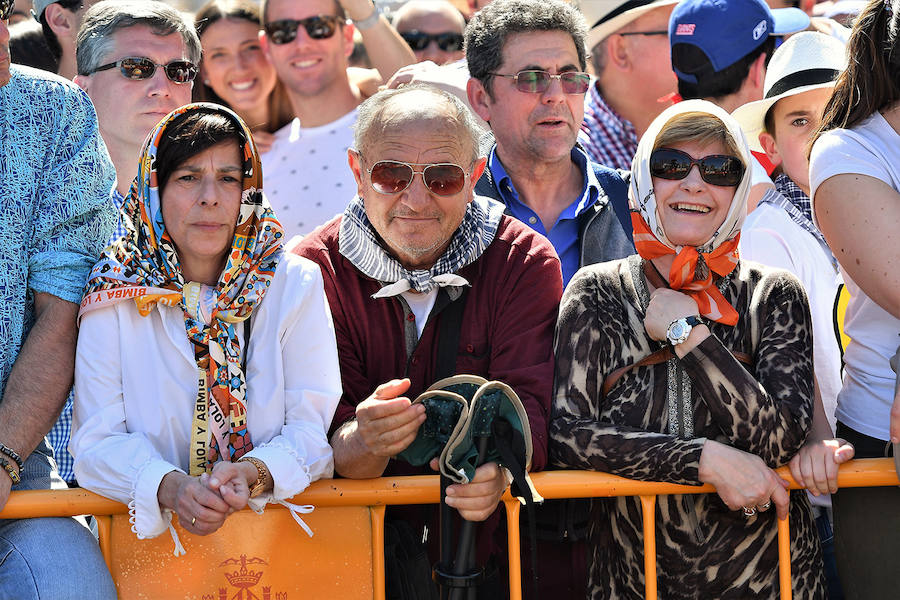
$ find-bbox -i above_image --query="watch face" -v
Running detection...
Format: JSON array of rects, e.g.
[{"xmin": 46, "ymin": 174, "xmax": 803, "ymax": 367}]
[{"xmin": 670, "ymin": 322, "xmax": 687, "ymax": 338}]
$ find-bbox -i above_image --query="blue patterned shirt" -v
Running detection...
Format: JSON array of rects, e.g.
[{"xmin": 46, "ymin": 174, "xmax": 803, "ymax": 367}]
[{"xmin": 0, "ymin": 66, "xmax": 116, "ymax": 400}]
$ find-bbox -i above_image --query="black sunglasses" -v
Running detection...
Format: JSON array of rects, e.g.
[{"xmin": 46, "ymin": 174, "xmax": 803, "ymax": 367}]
[
  {"xmin": 0, "ymin": 0, "xmax": 12, "ymax": 20},
  {"xmin": 265, "ymin": 15, "xmax": 345, "ymax": 45},
  {"xmin": 649, "ymin": 147, "xmax": 745, "ymax": 187},
  {"xmin": 400, "ymin": 31, "xmax": 464, "ymax": 52},
  {"xmin": 365, "ymin": 159, "xmax": 469, "ymax": 196},
  {"xmin": 618, "ymin": 30, "xmax": 668, "ymax": 37},
  {"xmin": 83, "ymin": 57, "xmax": 198, "ymax": 84},
  {"xmin": 489, "ymin": 70, "xmax": 591, "ymax": 95}
]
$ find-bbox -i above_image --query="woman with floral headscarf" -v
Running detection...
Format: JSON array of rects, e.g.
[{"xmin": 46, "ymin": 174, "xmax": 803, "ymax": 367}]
[
  {"xmin": 71, "ymin": 103, "xmax": 341, "ymax": 551},
  {"xmin": 549, "ymin": 100, "xmax": 826, "ymax": 599}
]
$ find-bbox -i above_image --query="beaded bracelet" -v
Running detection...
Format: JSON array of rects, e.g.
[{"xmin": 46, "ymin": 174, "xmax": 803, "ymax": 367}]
[
  {"xmin": 0, "ymin": 456, "xmax": 20, "ymax": 485},
  {"xmin": 0, "ymin": 442, "xmax": 24, "ymax": 471}
]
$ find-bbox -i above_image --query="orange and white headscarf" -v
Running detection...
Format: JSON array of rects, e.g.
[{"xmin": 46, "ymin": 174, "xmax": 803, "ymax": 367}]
[{"xmin": 629, "ymin": 100, "xmax": 752, "ymax": 326}]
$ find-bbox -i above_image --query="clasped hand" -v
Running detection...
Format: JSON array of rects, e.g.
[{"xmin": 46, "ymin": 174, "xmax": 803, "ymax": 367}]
[{"xmin": 159, "ymin": 461, "xmax": 255, "ymax": 536}]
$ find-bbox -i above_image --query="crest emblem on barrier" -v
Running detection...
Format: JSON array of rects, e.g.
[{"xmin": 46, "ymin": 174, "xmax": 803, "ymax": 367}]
[{"xmin": 201, "ymin": 555, "xmax": 287, "ymax": 600}]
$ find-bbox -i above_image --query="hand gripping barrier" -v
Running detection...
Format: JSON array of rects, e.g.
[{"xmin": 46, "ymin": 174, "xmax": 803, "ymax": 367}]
[{"xmin": 0, "ymin": 458, "xmax": 895, "ymax": 599}]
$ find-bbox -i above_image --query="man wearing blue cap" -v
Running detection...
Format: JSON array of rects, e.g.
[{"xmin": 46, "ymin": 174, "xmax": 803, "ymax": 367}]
[{"xmin": 668, "ymin": 0, "xmax": 810, "ymax": 209}]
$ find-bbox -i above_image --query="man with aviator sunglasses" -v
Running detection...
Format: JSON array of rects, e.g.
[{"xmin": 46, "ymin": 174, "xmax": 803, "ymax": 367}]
[
  {"xmin": 0, "ymin": 2, "xmax": 118, "ymax": 597},
  {"xmin": 393, "ymin": 0, "xmax": 466, "ymax": 65},
  {"xmin": 295, "ymin": 84, "xmax": 562, "ymax": 597}
]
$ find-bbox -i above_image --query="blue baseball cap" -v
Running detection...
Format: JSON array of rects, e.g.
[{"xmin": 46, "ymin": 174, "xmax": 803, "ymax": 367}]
[{"xmin": 669, "ymin": 0, "xmax": 810, "ymax": 83}]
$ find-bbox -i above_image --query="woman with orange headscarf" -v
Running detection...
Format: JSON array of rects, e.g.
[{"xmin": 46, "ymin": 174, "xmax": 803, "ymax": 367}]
[{"xmin": 550, "ymin": 100, "xmax": 825, "ymax": 599}]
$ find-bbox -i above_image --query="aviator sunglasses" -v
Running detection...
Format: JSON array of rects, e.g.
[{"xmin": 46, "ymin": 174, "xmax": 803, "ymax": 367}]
[
  {"xmin": 265, "ymin": 15, "xmax": 345, "ymax": 45},
  {"xmin": 489, "ymin": 69, "xmax": 591, "ymax": 95},
  {"xmin": 400, "ymin": 31, "xmax": 464, "ymax": 52},
  {"xmin": 364, "ymin": 159, "xmax": 469, "ymax": 196},
  {"xmin": 649, "ymin": 147, "xmax": 745, "ymax": 187},
  {"xmin": 82, "ymin": 57, "xmax": 198, "ymax": 83},
  {"xmin": 0, "ymin": 0, "xmax": 13, "ymax": 20}
]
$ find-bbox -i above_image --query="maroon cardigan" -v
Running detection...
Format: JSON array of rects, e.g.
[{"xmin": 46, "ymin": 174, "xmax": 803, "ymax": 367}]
[{"xmin": 293, "ymin": 214, "xmax": 563, "ymax": 478}]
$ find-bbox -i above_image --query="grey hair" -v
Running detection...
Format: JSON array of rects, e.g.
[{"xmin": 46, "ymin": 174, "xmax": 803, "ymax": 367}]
[
  {"xmin": 352, "ymin": 84, "xmax": 485, "ymax": 163},
  {"xmin": 76, "ymin": 0, "xmax": 202, "ymax": 76},
  {"xmin": 465, "ymin": 0, "xmax": 588, "ymax": 98}
]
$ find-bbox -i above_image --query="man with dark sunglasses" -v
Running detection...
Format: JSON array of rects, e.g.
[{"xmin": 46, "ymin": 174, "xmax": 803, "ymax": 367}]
[
  {"xmin": 578, "ymin": 0, "xmax": 679, "ymax": 170},
  {"xmin": 393, "ymin": 0, "xmax": 466, "ymax": 65},
  {"xmin": 294, "ymin": 84, "xmax": 562, "ymax": 598},
  {"xmin": 259, "ymin": 0, "xmax": 416, "ymax": 239},
  {"xmin": 0, "ymin": 3, "xmax": 117, "ymax": 597},
  {"xmin": 74, "ymin": 0, "xmax": 199, "ymax": 205}
]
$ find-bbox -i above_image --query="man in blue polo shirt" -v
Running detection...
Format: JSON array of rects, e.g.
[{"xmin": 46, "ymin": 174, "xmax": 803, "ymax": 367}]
[
  {"xmin": 466, "ymin": 0, "xmax": 633, "ymax": 288},
  {"xmin": 463, "ymin": 1, "xmax": 634, "ymax": 597}
]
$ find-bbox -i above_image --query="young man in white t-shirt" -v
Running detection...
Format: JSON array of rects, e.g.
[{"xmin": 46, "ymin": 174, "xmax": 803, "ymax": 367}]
[{"xmin": 259, "ymin": 0, "xmax": 414, "ymax": 240}]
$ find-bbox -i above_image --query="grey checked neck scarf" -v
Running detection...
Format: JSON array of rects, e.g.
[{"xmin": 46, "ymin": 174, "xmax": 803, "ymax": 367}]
[
  {"xmin": 339, "ymin": 195, "xmax": 505, "ymax": 298},
  {"xmin": 763, "ymin": 175, "xmax": 838, "ymax": 270}
]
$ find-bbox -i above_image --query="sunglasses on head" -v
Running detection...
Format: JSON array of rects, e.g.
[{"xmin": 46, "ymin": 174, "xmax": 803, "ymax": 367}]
[
  {"xmin": 490, "ymin": 69, "xmax": 591, "ymax": 95},
  {"xmin": 83, "ymin": 57, "xmax": 198, "ymax": 84},
  {"xmin": 649, "ymin": 147, "xmax": 745, "ymax": 187},
  {"xmin": 364, "ymin": 159, "xmax": 469, "ymax": 196},
  {"xmin": 265, "ymin": 15, "xmax": 345, "ymax": 45},
  {"xmin": 400, "ymin": 31, "xmax": 464, "ymax": 52},
  {"xmin": 0, "ymin": 0, "xmax": 13, "ymax": 21}
]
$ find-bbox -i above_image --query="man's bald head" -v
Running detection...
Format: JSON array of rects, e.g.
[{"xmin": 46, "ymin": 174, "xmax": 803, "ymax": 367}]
[{"xmin": 354, "ymin": 84, "xmax": 482, "ymax": 162}]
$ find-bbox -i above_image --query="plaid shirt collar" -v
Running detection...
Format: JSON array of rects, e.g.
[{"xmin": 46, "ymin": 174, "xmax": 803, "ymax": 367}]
[
  {"xmin": 762, "ymin": 175, "xmax": 838, "ymax": 269},
  {"xmin": 578, "ymin": 82, "xmax": 638, "ymax": 170}
]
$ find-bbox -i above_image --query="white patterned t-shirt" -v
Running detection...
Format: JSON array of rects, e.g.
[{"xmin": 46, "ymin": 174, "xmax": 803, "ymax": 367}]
[{"xmin": 262, "ymin": 109, "xmax": 359, "ymax": 241}]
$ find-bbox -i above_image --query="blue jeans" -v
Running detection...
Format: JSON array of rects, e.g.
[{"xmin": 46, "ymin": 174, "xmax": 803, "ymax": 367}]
[
  {"xmin": 813, "ymin": 506, "xmax": 843, "ymax": 600},
  {"xmin": 0, "ymin": 439, "xmax": 116, "ymax": 599}
]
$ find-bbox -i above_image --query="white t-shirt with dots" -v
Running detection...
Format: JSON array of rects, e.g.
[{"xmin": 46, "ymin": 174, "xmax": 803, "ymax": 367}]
[{"xmin": 262, "ymin": 109, "xmax": 359, "ymax": 240}]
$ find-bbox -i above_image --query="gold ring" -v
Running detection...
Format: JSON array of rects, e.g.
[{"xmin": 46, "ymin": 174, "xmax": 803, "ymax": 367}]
[{"xmin": 191, "ymin": 516, "xmax": 196, "ymax": 526}]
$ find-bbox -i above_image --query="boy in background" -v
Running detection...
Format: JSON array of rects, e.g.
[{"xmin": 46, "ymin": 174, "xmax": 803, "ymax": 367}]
[{"xmin": 733, "ymin": 30, "xmax": 853, "ymax": 600}]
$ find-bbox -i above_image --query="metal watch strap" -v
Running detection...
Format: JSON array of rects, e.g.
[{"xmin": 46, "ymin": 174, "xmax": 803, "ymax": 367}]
[{"xmin": 352, "ymin": 2, "xmax": 380, "ymax": 30}]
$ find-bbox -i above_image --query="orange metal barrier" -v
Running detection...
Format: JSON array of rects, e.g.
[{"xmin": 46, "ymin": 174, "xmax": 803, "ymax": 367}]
[{"xmin": 0, "ymin": 458, "xmax": 895, "ymax": 599}]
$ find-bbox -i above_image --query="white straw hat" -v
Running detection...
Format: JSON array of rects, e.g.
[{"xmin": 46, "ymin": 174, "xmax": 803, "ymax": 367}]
[
  {"xmin": 580, "ymin": 0, "xmax": 679, "ymax": 51},
  {"xmin": 731, "ymin": 31, "xmax": 847, "ymax": 152}
]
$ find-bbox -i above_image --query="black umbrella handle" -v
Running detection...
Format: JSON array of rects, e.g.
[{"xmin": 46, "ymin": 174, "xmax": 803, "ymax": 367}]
[{"xmin": 448, "ymin": 435, "xmax": 491, "ymax": 600}]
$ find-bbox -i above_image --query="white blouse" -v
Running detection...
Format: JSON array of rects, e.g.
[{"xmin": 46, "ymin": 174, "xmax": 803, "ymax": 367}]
[{"xmin": 72, "ymin": 253, "xmax": 342, "ymax": 540}]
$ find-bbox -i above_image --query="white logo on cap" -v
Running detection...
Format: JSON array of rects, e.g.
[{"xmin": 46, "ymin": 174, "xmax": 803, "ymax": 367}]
[{"xmin": 753, "ymin": 20, "xmax": 767, "ymax": 40}]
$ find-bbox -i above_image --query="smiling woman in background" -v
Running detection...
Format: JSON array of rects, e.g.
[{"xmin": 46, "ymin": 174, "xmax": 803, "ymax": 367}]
[
  {"xmin": 550, "ymin": 101, "xmax": 826, "ymax": 599},
  {"xmin": 193, "ymin": 0, "xmax": 293, "ymax": 153}
]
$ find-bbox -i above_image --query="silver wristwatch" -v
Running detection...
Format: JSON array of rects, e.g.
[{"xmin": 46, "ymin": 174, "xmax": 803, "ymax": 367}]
[{"xmin": 666, "ymin": 315, "xmax": 703, "ymax": 346}]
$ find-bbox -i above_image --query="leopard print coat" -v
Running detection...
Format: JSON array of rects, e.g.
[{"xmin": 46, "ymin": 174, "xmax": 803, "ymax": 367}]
[{"xmin": 550, "ymin": 255, "xmax": 825, "ymax": 600}]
